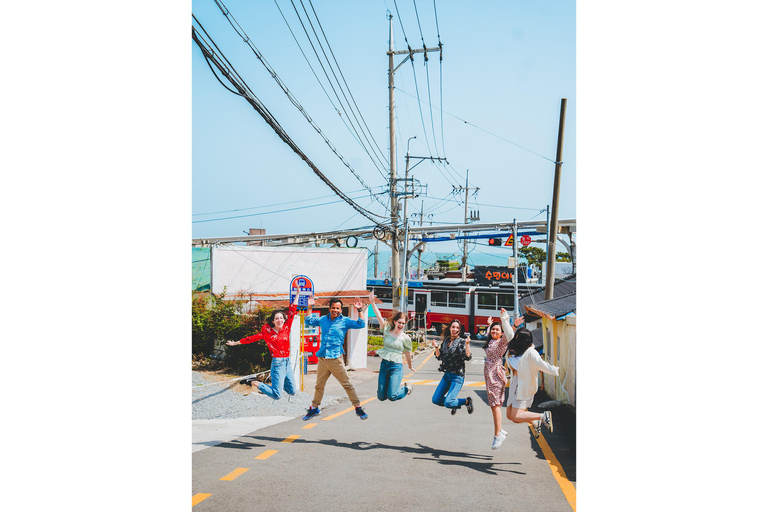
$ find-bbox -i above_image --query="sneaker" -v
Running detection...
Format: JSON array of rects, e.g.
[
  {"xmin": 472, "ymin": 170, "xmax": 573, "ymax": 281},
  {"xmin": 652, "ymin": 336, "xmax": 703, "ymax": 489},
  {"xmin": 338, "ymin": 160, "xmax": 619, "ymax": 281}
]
[
  {"xmin": 532, "ymin": 420, "xmax": 542, "ymax": 438},
  {"xmin": 404, "ymin": 383, "xmax": 412, "ymax": 396},
  {"xmin": 355, "ymin": 406, "xmax": 368, "ymax": 420},
  {"xmin": 465, "ymin": 396, "xmax": 474, "ymax": 414},
  {"xmin": 302, "ymin": 406, "xmax": 320, "ymax": 421},
  {"xmin": 542, "ymin": 411, "xmax": 553, "ymax": 433},
  {"xmin": 500, "ymin": 429, "xmax": 508, "ymax": 437},
  {"xmin": 491, "ymin": 433, "xmax": 506, "ymax": 450},
  {"xmin": 451, "ymin": 408, "xmax": 458, "ymax": 416}
]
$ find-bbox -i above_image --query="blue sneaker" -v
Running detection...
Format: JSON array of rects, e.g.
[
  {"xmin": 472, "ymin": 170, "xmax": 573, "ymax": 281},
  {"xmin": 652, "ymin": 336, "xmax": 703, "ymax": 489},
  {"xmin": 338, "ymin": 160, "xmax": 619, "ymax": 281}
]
[
  {"xmin": 302, "ymin": 406, "xmax": 320, "ymax": 421},
  {"xmin": 355, "ymin": 406, "xmax": 368, "ymax": 420}
]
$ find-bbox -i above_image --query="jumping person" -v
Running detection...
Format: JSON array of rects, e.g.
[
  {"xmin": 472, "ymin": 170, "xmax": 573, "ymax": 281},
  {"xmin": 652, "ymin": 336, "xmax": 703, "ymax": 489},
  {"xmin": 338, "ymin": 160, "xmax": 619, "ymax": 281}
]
[
  {"xmin": 500, "ymin": 309, "xmax": 559, "ymax": 438},
  {"xmin": 431, "ymin": 319, "xmax": 474, "ymax": 415},
  {"xmin": 479, "ymin": 313, "xmax": 524, "ymax": 450},
  {"xmin": 302, "ymin": 295, "xmax": 368, "ymax": 421},
  {"xmin": 226, "ymin": 293, "xmax": 300, "ymax": 400},
  {"xmin": 369, "ymin": 291, "xmax": 415, "ymax": 402}
]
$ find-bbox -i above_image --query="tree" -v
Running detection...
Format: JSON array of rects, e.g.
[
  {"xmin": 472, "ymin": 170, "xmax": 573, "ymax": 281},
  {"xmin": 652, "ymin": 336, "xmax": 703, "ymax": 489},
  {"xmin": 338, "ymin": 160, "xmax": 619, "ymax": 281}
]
[
  {"xmin": 519, "ymin": 246, "xmax": 546, "ymax": 270},
  {"xmin": 556, "ymin": 252, "xmax": 572, "ymax": 262}
]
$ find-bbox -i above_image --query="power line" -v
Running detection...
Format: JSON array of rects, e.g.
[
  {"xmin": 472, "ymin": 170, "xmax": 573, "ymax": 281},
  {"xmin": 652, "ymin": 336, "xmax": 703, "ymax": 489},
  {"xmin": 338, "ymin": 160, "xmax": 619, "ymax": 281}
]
[
  {"xmin": 211, "ymin": 0, "xmax": 388, "ymax": 211},
  {"xmin": 192, "ymin": 194, "xmax": 372, "ymax": 224},
  {"xmin": 191, "ymin": 15, "xmax": 386, "ymax": 225},
  {"xmin": 193, "ymin": 189, "xmax": 370, "ymax": 216},
  {"xmin": 394, "ymin": 86, "xmax": 556, "ymax": 164}
]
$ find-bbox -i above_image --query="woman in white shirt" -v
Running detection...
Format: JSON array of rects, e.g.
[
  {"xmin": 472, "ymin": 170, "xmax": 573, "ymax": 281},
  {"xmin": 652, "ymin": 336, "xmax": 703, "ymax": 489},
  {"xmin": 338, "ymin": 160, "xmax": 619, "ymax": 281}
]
[
  {"xmin": 370, "ymin": 291, "xmax": 415, "ymax": 402},
  {"xmin": 500, "ymin": 309, "xmax": 559, "ymax": 438}
]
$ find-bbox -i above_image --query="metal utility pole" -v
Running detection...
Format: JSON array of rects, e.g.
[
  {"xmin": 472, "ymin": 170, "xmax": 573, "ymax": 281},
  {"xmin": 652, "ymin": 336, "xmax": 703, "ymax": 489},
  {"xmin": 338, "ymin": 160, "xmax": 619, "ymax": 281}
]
[
  {"xmin": 545, "ymin": 98, "xmax": 567, "ymax": 300},
  {"xmin": 416, "ymin": 201, "xmax": 425, "ymax": 278},
  {"xmin": 374, "ymin": 241, "xmax": 379, "ymax": 277},
  {"xmin": 399, "ymin": 144, "xmax": 445, "ymax": 310},
  {"xmin": 387, "ymin": 13, "xmax": 441, "ymax": 310},
  {"xmin": 513, "ymin": 219, "xmax": 519, "ymax": 320},
  {"xmin": 453, "ymin": 170, "xmax": 479, "ymax": 281}
]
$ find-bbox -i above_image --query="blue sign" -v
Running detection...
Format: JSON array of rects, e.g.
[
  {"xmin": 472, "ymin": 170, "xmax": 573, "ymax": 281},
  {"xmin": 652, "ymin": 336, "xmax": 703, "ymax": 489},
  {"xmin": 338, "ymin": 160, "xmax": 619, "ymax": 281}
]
[{"xmin": 290, "ymin": 275, "xmax": 314, "ymax": 310}]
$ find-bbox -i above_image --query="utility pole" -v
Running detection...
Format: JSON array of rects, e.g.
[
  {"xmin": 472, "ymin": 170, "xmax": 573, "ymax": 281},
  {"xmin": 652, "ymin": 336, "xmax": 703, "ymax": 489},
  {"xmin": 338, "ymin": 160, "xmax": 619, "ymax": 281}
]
[
  {"xmin": 416, "ymin": 201, "xmax": 424, "ymax": 278},
  {"xmin": 453, "ymin": 170, "xmax": 479, "ymax": 281},
  {"xmin": 387, "ymin": 13, "xmax": 441, "ymax": 310},
  {"xmin": 399, "ymin": 142, "xmax": 445, "ymax": 310},
  {"xmin": 374, "ymin": 241, "xmax": 379, "ymax": 278},
  {"xmin": 513, "ymin": 219, "xmax": 519, "ymax": 319},
  {"xmin": 545, "ymin": 98, "xmax": 567, "ymax": 300}
]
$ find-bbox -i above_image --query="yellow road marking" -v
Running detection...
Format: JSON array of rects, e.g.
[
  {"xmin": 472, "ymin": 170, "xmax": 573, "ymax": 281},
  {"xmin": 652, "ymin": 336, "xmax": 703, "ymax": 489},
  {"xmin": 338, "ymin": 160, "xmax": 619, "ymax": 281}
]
[
  {"xmin": 254, "ymin": 450, "xmax": 278, "ymax": 460},
  {"xmin": 220, "ymin": 468, "xmax": 249, "ymax": 481},
  {"xmin": 321, "ymin": 397, "xmax": 376, "ymax": 421},
  {"xmin": 192, "ymin": 493, "xmax": 211, "ymax": 506},
  {"xmin": 530, "ymin": 425, "xmax": 577, "ymax": 511},
  {"xmin": 465, "ymin": 381, "xmax": 486, "ymax": 387},
  {"xmin": 302, "ymin": 423, "xmax": 317, "ymax": 429},
  {"xmin": 282, "ymin": 435, "xmax": 300, "ymax": 443}
]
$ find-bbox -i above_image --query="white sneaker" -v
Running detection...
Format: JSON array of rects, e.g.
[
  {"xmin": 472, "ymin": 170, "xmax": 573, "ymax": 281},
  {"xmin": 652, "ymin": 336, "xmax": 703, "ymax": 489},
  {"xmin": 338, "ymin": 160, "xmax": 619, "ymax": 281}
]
[
  {"xmin": 533, "ymin": 420, "xmax": 542, "ymax": 438},
  {"xmin": 491, "ymin": 433, "xmax": 506, "ymax": 450},
  {"xmin": 542, "ymin": 411, "xmax": 553, "ymax": 433},
  {"xmin": 500, "ymin": 429, "xmax": 508, "ymax": 437}
]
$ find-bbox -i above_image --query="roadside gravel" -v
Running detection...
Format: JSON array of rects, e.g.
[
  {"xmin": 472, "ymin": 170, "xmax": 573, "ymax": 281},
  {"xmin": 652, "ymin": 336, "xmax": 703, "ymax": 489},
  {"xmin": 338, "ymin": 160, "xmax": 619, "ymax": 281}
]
[{"xmin": 191, "ymin": 371, "xmax": 348, "ymax": 420}]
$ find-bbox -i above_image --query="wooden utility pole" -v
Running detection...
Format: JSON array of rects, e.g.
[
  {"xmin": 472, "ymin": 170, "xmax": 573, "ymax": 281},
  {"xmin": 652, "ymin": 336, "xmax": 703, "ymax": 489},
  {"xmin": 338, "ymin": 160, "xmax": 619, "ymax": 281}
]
[{"xmin": 545, "ymin": 98, "xmax": 567, "ymax": 300}]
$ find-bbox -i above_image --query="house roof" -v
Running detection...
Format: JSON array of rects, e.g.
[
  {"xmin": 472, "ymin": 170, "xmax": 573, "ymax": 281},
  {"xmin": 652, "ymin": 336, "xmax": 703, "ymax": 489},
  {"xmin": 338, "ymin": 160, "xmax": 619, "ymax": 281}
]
[
  {"xmin": 228, "ymin": 290, "xmax": 379, "ymax": 309},
  {"xmin": 524, "ymin": 292, "xmax": 576, "ymax": 320},
  {"xmin": 519, "ymin": 275, "xmax": 575, "ymax": 319}
]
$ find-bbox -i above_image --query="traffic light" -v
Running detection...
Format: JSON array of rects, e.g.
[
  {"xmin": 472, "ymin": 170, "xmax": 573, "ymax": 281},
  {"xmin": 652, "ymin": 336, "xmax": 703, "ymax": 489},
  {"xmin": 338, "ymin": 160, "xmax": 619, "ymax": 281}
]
[{"xmin": 489, "ymin": 238, "xmax": 502, "ymax": 246}]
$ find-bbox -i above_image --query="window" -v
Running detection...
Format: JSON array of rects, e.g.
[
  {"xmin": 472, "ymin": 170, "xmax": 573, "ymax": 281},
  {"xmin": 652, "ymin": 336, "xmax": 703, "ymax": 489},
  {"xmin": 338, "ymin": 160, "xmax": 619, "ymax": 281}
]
[
  {"xmin": 545, "ymin": 327, "xmax": 551, "ymax": 358},
  {"xmin": 557, "ymin": 335, "xmax": 561, "ymax": 363},
  {"xmin": 376, "ymin": 286, "xmax": 392, "ymax": 301},
  {"xmin": 478, "ymin": 292, "xmax": 496, "ymax": 310},
  {"xmin": 449, "ymin": 291, "xmax": 466, "ymax": 308},
  {"xmin": 408, "ymin": 288, "xmax": 414, "ymax": 305},
  {"xmin": 430, "ymin": 291, "xmax": 447, "ymax": 307},
  {"xmin": 498, "ymin": 293, "xmax": 515, "ymax": 308}
]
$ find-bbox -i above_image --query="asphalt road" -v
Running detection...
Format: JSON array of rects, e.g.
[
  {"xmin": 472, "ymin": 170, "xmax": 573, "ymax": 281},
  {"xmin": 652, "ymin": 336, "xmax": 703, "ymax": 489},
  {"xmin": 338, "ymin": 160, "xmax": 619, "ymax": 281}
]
[{"xmin": 192, "ymin": 340, "xmax": 576, "ymax": 511}]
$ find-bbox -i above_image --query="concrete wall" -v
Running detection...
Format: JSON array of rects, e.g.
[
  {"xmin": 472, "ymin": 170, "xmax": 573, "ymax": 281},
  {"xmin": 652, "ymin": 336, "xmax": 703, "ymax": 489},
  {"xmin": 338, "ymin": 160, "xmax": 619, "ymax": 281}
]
[{"xmin": 211, "ymin": 246, "xmax": 369, "ymax": 378}]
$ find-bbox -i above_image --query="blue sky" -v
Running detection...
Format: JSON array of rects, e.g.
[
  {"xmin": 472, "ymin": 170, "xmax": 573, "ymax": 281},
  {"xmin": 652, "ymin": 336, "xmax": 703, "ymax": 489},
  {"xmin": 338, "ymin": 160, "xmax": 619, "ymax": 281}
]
[{"xmin": 191, "ymin": 0, "xmax": 576, "ymax": 269}]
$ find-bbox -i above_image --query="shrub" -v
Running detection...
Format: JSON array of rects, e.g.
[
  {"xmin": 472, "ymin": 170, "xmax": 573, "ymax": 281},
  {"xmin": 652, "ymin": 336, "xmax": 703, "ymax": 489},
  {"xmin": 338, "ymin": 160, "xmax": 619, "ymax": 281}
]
[{"xmin": 192, "ymin": 290, "xmax": 272, "ymax": 374}]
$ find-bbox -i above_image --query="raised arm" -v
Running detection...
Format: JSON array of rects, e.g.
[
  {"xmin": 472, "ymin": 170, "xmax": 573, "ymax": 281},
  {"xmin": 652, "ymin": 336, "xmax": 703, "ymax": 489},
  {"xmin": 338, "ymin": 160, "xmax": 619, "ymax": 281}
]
[{"xmin": 369, "ymin": 290, "xmax": 386, "ymax": 327}]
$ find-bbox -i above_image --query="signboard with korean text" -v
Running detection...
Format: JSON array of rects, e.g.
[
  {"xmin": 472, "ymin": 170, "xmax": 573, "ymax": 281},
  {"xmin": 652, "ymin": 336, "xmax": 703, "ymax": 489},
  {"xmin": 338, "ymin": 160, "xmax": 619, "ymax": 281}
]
[{"xmin": 290, "ymin": 275, "xmax": 314, "ymax": 310}]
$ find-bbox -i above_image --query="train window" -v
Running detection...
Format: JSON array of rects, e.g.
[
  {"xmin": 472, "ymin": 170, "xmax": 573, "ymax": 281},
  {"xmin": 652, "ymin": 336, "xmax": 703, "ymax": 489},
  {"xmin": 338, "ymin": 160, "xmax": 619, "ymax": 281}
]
[
  {"xmin": 449, "ymin": 291, "xmax": 466, "ymax": 307},
  {"xmin": 376, "ymin": 286, "xmax": 392, "ymax": 300},
  {"xmin": 430, "ymin": 290, "xmax": 448, "ymax": 307},
  {"xmin": 478, "ymin": 292, "xmax": 496, "ymax": 309},
  {"xmin": 498, "ymin": 293, "xmax": 515, "ymax": 308},
  {"xmin": 408, "ymin": 288, "xmax": 414, "ymax": 304}
]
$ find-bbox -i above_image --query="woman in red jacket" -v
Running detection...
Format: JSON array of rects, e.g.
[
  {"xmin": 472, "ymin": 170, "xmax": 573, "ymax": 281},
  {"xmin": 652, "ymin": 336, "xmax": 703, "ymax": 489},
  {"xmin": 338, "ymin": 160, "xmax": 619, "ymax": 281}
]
[{"xmin": 226, "ymin": 295, "xmax": 299, "ymax": 400}]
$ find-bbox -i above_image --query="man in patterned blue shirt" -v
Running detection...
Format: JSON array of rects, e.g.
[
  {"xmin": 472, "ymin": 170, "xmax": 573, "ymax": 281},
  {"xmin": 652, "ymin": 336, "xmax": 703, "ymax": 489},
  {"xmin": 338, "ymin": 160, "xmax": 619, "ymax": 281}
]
[{"xmin": 302, "ymin": 295, "xmax": 368, "ymax": 421}]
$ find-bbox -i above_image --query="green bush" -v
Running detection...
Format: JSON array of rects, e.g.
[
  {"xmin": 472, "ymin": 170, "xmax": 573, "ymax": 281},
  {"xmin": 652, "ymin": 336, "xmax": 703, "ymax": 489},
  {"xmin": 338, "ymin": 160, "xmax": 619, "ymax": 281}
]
[{"xmin": 192, "ymin": 290, "xmax": 272, "ymax": 375}]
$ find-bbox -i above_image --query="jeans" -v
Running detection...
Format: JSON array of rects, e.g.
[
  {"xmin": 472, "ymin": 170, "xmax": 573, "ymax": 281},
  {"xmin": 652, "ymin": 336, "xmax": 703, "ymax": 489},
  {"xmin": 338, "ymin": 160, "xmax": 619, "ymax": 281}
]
[
  {"xmin": 257, "ymin": 357, "xmax": 296, "ymax": 400},
  {"xmin": 432, "ymin": 372, "xmax": 467, "ymax": 409},
  {"xmin": 377, "ymin": 359, "xmax": 407, "ymax": 401}
]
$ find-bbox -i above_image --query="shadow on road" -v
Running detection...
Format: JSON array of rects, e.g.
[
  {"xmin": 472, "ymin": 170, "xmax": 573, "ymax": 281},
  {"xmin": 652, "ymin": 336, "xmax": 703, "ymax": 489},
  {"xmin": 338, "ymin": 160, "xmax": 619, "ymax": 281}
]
[{"xmin": 242, "ymin": 434, "xmax": 526, "ymax": 476}]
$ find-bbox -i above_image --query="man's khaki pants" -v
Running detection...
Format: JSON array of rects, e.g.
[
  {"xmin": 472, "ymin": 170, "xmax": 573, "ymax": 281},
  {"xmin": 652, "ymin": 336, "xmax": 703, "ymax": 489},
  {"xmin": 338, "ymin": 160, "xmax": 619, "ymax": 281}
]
[{"xmin": 312, "ymin": 356, "xmax": 360, "ymax": 408}]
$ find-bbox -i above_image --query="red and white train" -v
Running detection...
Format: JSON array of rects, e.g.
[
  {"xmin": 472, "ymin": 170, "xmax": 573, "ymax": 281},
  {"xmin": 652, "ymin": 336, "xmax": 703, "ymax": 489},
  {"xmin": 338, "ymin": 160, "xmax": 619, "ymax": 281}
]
[{"xmin": 366, "ymin": 276, "xmax": 544, "ymax": 338}]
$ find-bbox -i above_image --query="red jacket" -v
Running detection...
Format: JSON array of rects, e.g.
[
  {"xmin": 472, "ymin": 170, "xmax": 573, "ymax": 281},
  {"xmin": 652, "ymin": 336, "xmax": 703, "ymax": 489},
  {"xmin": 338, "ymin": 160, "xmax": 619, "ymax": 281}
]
[{"xmin": 238, "ymin": 304, "xmax": 297, "ymax": 358}]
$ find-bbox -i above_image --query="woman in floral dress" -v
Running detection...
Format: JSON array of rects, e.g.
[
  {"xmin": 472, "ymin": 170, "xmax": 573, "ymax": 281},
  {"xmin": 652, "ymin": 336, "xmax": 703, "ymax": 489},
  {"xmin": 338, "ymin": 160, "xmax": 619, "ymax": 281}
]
[{"xmin": 481, "ymin": 310, "xmax": 523, "ymax": 450}]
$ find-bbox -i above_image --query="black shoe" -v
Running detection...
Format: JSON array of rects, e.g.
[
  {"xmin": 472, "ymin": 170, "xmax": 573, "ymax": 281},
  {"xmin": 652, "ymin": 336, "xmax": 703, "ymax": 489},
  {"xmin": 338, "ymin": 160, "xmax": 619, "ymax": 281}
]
[
  {"xmin": 355, "ymin": 406, "xmax": 368, "ymax": 420},
  {"xmin": 302, "ymin": 407, "xmax": 320, "ymax": 421},
  {"xmin": 466, "ymin": 396, "xmax": 474, "ymax": 414},
  {"xmin": 451, "ymin": 408, "xmax": 458, "ymax": 415}
]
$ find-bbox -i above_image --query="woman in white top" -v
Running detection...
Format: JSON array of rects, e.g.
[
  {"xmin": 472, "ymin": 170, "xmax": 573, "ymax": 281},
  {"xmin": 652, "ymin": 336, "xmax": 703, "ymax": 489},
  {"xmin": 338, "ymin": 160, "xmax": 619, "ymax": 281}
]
[
  {"xmin": 369, "ymin": 291, "xmax": 415, "ymax": 401},
  {"xmin": 500, "ymin": 309, "xmax": 559, "ymax": 438}
]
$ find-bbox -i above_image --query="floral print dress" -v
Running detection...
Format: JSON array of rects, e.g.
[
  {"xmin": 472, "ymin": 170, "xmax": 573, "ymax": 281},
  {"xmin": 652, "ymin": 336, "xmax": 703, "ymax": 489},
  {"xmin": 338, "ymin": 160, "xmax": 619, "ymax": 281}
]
[{"xmin": 483, "ymin": 334, "xmax": 508, "ymax": 407}]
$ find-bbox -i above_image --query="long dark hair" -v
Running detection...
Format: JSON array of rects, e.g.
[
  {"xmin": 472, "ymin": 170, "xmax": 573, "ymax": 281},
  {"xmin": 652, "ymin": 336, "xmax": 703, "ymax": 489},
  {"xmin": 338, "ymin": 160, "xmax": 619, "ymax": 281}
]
[
  {"xmin": 507, "ymin": 328, "xmax": 534, "ymax": 357},
  {"xmin": 482, "ymin": 321, "xmax": 504, "ymax": 350},
  {"xmin": 441, "ymin": 319, "xmax": 464, "ymax": 343}
]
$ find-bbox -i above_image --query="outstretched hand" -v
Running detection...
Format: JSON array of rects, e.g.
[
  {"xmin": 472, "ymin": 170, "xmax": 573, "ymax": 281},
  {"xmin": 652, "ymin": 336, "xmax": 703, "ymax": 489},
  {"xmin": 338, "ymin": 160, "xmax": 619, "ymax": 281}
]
[
  {"xmin": 487, "ymin": 315, "xmax": 493, "ymax": 326},
  {"xmin": 354, "ymin": 297, "xmax": 363, "ymax": 309},
  {"xmin": 307, "ymin": 295, "xmax": 315, "ymax": 308},
  {"xmin": 513, "ymin": 316, "xmax": 524, "ymax": 328},
  {"xmin": 500, "ymin": 307, "xmax": 507, "ymax": 316},
  {"xmin": 226, "ymin": 340, "xmax": 238, "ymax": 347}
]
